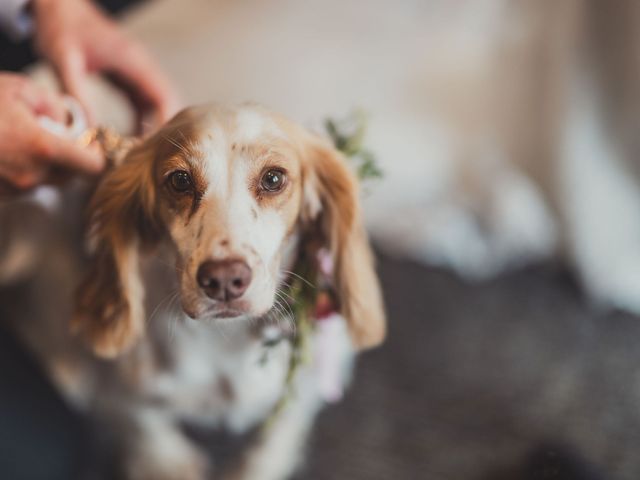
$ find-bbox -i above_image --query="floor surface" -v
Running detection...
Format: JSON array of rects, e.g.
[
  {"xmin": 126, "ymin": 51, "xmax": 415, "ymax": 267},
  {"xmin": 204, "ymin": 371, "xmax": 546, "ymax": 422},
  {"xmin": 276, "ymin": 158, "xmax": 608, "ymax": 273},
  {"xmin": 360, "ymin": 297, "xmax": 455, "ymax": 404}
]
[{"xmin": 296, "ymin": 255, "xmax": 639, "ymax": 480}]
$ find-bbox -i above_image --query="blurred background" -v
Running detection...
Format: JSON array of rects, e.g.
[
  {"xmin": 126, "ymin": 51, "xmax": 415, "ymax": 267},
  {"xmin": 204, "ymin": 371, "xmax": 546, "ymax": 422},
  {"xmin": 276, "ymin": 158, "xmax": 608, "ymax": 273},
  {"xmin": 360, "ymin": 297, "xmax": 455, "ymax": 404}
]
[{"xmin": 5, "ymin": 0, "xmax": 640, "ymax": 479}]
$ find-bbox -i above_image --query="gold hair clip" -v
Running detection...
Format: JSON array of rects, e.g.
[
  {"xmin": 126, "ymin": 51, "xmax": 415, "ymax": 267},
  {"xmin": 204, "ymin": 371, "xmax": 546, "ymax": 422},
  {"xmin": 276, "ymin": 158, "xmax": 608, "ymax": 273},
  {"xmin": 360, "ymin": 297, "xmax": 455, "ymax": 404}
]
[{"xmin": 77, "ymin": 127, "xmax": 137, "ymax": 168}]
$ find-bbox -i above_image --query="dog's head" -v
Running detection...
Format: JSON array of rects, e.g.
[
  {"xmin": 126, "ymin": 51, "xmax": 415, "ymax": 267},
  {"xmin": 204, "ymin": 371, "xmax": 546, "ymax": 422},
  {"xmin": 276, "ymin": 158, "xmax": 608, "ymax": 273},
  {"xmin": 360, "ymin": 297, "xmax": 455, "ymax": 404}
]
[{"xmin": 73, "ymin": 104, "xmax": 385, "ymax": 358}]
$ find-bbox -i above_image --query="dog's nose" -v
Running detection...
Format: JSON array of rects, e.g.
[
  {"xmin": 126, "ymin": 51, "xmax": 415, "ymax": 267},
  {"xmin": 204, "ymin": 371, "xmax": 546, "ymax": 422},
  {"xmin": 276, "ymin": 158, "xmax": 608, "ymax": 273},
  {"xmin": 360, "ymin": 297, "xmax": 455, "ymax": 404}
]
[{"xmin": 196, "ymin": 260, "xmax": 252, "ymax": 301}]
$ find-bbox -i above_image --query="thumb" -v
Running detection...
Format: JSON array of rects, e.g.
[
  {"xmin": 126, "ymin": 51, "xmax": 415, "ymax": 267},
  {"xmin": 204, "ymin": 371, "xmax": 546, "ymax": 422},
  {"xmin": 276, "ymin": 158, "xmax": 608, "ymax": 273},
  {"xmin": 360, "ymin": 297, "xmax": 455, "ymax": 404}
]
[
  {"xmin": 36, "ymin": 131, "xmax": 105, "ymax": 175},
  {"xmin": 56, "ymin": 47, "xmax": 94, "ymax": 125}
]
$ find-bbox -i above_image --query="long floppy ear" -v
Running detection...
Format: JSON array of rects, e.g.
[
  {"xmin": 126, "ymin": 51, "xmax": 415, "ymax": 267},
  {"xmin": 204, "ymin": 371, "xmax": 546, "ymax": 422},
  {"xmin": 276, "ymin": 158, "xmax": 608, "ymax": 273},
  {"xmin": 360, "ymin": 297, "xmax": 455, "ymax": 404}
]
[
  {"xmin": 303, "ymin": 138, "xmax": 386, "ymax": 350},
  {"xmin": 72, "ymin": 142, "xmax": 159, "ymax": 358}
]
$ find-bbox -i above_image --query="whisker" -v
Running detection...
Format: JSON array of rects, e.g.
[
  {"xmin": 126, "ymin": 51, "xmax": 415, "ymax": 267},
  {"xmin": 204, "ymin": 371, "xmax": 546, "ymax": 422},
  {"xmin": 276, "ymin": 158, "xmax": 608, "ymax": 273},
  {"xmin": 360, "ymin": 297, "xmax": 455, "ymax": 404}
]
[
  {"xmin": 274, "ymin": 297, "xmax": 296, "ymax": 337},
  {"xmin": 274, "ymin": 302, "xmax": 289, "ymax": 335},
  {"xmin": 281, "ymin": 270, "xmax": 315, "ymax": 288},
  {"xmin": 164, "ymin": 136, "xmax": 189, "ymax": 156},
  {"xmin": 275, "ymin": 290, "xmax": 296, "ymax": 319},
  {"xmin": 149, "ymin": 289, "xmax": 180, "ymax": 325},
  {"xmin": 275, "ymin": 293, "xmax": 296, "ymax": 332},
  {"xmin": 177, "ymin": 129, "xmax": 187, "ymax": 143},
  {"xmin": 166, "ymin": 293, "xmax": 182, "ymax": 343},
  {"xmin": 275, "ymin": 287, "xmax": 295, "ymax": 304},
  {"xmin": 164, "ymin": 132, "xmax": 190, "ymax": 157},
  {"xmin": 268, "ymin": 303, "xmax": 283, "ymax": 326}
]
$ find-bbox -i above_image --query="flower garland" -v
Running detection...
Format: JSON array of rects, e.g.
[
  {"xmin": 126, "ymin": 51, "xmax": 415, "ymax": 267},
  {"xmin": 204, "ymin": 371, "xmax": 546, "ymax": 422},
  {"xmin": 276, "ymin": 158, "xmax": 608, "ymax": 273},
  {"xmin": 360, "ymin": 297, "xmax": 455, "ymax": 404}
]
[{"xmin": 264, "ymin": 110, "xmax": 382, "ymax": 429}]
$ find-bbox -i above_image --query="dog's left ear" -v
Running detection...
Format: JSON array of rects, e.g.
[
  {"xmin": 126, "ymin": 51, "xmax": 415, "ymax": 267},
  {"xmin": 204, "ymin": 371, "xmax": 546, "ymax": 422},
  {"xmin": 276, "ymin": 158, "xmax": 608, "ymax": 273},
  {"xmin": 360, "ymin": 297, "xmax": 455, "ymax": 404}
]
[
  {"xmin": 302, "ymin": 137, "xmax": 386, "ymax": 350},
  {"xmin": 72, "ymin": 142, "xmax": 159, "ymax": 358}
]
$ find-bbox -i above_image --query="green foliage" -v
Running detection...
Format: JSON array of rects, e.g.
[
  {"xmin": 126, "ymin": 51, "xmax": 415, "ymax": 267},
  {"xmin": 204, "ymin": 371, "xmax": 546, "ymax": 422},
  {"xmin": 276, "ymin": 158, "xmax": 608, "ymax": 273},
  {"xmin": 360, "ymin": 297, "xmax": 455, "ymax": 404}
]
[
  {"xmin": 325, "ymin": 110, "xmax": 383, "ymax": 181},
  {"xmin": 262, "ymin": 255, "xmax": 317, "ymax": 431},
  {"xmin": 264, "ymin": 110, "xmax": 383, "ymax": 431}
]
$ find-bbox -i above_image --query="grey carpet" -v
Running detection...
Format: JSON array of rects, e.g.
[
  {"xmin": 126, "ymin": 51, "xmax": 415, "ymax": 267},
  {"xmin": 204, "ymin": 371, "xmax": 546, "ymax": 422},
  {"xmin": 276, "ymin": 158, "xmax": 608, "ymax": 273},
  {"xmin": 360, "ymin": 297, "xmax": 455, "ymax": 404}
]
[{"xmin": 298, "ymin": 255, "xmax": 640, "ymax": 480}]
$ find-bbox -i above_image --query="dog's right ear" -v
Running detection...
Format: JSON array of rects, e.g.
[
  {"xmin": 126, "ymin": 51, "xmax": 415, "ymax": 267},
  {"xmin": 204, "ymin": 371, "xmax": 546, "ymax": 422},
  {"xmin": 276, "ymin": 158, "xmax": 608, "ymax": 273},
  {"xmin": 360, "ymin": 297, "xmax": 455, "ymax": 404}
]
[{"xmin": 72, "ymin": 141, "xmax": 159, "ymax": 358}]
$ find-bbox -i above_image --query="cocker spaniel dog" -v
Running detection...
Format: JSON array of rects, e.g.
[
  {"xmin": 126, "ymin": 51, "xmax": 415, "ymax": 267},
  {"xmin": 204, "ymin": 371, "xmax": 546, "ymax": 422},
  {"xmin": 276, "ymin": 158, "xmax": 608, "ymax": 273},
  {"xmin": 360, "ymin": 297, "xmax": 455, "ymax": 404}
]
[{"xmin": 0, "ymin": 103, "xmax": 386, "ymax": 480}]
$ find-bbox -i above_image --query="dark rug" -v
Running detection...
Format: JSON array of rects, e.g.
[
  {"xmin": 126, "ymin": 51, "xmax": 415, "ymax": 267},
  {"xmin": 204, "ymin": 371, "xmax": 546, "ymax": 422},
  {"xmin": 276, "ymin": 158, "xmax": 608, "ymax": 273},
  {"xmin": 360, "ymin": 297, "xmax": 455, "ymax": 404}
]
[{"xmin": 298, "ymin": 255, "xmax": 640, "ymax": 480}]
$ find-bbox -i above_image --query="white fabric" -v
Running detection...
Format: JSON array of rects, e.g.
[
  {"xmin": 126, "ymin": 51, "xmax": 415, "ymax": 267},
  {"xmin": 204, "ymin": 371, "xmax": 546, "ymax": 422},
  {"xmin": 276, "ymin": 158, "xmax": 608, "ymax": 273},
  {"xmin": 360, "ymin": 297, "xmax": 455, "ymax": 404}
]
[
  {"xmin": 0, "ymin": 0, "xmax": 33, "ymax": 40},
  {"xmin": 37, "ymin": 96, "xmax": 88, "ymax": 140}
]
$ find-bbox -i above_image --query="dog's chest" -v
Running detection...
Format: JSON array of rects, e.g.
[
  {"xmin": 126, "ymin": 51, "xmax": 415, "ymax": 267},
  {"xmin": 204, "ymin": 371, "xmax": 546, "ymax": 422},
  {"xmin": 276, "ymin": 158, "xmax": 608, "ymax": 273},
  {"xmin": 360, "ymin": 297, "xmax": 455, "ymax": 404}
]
[{"xmin": 142, "ymin": 317, "xmax": 292, "ymax": 433}]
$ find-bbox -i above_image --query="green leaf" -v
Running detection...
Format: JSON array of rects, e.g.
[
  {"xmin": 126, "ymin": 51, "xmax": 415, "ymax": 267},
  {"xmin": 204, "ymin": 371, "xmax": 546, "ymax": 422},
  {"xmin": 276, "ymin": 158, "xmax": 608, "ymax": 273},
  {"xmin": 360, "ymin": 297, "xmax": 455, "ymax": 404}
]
[{"xmin": 324, "ymin": 109, "xmax": 384, "ymax": 182}]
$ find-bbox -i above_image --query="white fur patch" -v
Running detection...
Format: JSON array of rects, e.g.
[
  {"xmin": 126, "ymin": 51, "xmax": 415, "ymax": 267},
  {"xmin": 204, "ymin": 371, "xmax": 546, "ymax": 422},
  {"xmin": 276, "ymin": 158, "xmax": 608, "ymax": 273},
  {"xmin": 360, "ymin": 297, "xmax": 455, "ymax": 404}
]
[
  {"xmin": 226, "ymin": 159, "xmax": 287, "ymax": 265},
  {"xmin": 234, "ymin": 108, "xmax": 281, "ymax": 143},
  {"xmin": 222, "ymin": 159, "xmax": 286, "ymax": 311},
  {"xmin": 201, "ymin": 127, "xmax": 229, "ymax": 197},
  {"xmin": 250, "ymin": 209, "xmax": 286, "ymax": 264}
]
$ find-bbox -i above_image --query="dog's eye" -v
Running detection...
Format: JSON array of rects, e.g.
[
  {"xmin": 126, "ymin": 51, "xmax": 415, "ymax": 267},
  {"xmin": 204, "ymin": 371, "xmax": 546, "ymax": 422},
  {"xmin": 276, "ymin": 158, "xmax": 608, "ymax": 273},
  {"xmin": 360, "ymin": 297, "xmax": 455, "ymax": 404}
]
[
  {"xmin": 169, "ymin": 170, "xmax": 193, "ymax": 193},
  {"xmin": 260, "ymin": 169, "xmax": 286, "ymax": 193}
]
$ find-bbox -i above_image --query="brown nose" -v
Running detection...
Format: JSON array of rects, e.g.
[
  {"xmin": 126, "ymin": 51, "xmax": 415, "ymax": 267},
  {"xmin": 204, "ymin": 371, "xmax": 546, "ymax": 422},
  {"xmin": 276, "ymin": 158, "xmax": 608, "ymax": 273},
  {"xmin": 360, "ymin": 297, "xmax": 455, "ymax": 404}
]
[{"xmin": 196, "ymin": 260, "xmax": 252, "ymax": 301}]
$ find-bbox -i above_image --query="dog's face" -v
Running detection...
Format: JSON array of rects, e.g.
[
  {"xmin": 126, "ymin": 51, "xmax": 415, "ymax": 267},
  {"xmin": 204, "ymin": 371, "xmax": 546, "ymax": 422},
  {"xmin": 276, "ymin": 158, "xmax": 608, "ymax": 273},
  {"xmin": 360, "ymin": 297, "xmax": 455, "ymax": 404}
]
[
  {"xmin": 155, "ymin": 106, "xmax": 304, "ymax": 321},
  {"xmin": 73, "ymin": 104, "xmax": 385, "ymax": 358}
]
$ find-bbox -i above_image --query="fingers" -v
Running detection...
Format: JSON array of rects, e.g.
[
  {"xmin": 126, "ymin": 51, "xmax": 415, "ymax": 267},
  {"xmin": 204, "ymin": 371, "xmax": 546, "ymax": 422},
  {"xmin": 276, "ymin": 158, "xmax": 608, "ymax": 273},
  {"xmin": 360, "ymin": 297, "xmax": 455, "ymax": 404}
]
[
  {"xmin": 0, "ymin": 162, "xmax": 47, "ymax": 192},
  {"xmin": 16, "ymin": 79, "xmax": 68, "ymax": 123},
  {"xmin": 0, "ymin": 73, "xmax": 104, "ymax": 195},
  {"xmin": 54, "ymin": 45, "xmax": 95, "ymax": 125},
  {"xmin": 24, "ymin": 81, "xmax": 104, "ymax": 176},
  {"xmin": 0, "ymin": 137, "xmax": 102, "ymax": 193},
  {"xmin": 34, "ymin": 130, "xmax": 104, "ymax": 175}
]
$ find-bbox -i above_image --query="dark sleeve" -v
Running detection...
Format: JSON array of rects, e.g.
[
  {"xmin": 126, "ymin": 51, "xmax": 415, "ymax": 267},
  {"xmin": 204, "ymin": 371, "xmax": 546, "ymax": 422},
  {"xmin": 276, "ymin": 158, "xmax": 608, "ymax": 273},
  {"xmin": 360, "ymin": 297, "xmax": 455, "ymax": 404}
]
[{"xmin": 0, "ymin": 323, "xmax": 90, "ymax": 480}]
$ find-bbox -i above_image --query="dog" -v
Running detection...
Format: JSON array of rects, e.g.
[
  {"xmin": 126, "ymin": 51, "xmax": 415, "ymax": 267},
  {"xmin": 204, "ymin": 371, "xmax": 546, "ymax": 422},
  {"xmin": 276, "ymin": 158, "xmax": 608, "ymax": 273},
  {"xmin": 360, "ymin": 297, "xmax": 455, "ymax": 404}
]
[
  {"xmin": 95, "ymin": 0, "xmax": 640, "ymax": 318},
  {"xmin": 349, "ymin": 0, "xmax": 640, "ymax": 317},
  {"xmin": 0, "ymin": 103, "xmax": 386, "ymax": 479}
]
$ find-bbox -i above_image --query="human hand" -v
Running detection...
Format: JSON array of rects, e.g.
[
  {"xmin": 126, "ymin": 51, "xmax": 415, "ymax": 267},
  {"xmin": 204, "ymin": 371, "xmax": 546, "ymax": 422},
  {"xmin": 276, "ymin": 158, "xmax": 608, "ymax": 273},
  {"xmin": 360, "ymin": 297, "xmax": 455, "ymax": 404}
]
[
  {"xmin": 32, "ymin": 0, "xmax": 180, "ymax": 132},
  {"xmin": 0, "ymin": 73, "xmax": 103, "ymax": 193}
]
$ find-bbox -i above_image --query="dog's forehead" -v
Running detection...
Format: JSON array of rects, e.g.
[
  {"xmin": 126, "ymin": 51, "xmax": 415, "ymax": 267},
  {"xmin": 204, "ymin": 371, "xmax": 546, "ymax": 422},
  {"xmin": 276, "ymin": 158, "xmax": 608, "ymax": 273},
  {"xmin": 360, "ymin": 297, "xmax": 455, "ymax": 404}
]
[
  {"xmin": 189, "ymin": 105, "xmax": 285, "ymax": 147},
  {"xmin": 233, "ymin": 107, "xmax": 284, "ymax": 143}
]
